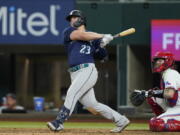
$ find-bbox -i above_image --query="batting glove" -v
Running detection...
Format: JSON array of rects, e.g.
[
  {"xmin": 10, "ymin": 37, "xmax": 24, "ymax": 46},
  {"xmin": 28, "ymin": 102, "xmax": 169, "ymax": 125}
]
[{"xmin": 100, "ymin": 34, "xmax": 113, "ymax": 48}]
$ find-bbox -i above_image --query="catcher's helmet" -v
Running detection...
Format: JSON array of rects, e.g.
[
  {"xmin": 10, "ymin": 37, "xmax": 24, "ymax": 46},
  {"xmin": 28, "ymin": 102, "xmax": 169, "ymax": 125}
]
[
  {"xmin": 152, "ymin": 52, "xmax": 174, "ymax": 73},
  {"xmin": 66, "ymin": 10, "xmax": 85, "ymax": 21}
]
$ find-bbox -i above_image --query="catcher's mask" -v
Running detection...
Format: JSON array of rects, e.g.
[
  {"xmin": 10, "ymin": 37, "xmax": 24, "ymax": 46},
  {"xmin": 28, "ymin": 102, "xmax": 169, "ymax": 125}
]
[
  {"xmin": 152, "ymin": 52, "xmax": 174, "ymax": 73},
  {"xmin": 66, "ymin": 10, "xmax": 86, "ymax": 26}
]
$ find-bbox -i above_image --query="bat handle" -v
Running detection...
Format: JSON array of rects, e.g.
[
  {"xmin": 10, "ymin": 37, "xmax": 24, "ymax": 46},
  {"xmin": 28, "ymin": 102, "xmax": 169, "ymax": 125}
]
[{"xmin": 113, "ymin": 34, "xmax": 119, "ymax": 39}]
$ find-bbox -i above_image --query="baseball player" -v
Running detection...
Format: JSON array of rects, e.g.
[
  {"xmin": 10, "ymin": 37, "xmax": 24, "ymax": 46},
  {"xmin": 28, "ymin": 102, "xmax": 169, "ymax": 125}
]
[
  {"xmin": 131, "ymin": 51, "xmax": 180, "ymax": 131},
  {"xmin": 47, "ymin": 10, "xmax": 130, "ymax": 132}
]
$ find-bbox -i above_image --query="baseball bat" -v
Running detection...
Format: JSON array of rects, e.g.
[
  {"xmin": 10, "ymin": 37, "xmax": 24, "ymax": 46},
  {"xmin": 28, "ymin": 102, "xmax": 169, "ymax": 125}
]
[{"xmin": 113, "ymin": 28, "xmax": 136, "ymax": 38}]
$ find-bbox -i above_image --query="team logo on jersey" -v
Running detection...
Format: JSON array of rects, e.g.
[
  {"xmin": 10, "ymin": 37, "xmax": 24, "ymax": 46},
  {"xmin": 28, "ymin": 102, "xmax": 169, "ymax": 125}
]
[{"xmin": 165, "ymin": 81, "xmax": 171, "ymax": 86}]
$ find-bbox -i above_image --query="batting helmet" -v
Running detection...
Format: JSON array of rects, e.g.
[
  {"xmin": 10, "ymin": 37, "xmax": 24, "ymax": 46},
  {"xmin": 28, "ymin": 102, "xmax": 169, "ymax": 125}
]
[
  {"xmin": 66, "ymin": 10, "xmax": 85, "ymax": 21},
  {"xmin": 152, "ymin": 52, "xmax": 174, "ymax": 73}
]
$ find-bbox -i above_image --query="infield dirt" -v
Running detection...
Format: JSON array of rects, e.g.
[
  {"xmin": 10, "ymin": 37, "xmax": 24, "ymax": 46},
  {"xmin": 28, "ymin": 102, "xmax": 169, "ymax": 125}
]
[{"xmin": 0, "ymin": 128, "xmax": 179, "ymax": 135}]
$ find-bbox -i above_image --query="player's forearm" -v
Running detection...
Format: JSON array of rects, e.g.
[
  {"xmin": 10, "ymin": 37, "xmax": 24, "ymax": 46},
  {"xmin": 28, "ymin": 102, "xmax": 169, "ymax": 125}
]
[
  {"xmin": 150, "ymin": 90, "xmax": 164, "ymax": 98},
  {"xmin": 83, "ymin": 32, "xmax": 103, "ymax": 40},
  {"xmin": 149, "ymin": 88, "xmax": 175, "ymax": 99},
  {"xmin": 163, "ymin": 88, "xmax": 175, "ymax": 99},
  {"xmin": 70, "ymin": 31, "xmax": 103, "ymax": 41}
]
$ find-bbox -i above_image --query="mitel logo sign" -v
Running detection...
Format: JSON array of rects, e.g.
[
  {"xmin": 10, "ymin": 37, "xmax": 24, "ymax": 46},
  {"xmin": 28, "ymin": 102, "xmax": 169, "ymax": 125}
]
[{"xmin": 0, "ymin": 5, "xmax": 60, "ymax": 37}]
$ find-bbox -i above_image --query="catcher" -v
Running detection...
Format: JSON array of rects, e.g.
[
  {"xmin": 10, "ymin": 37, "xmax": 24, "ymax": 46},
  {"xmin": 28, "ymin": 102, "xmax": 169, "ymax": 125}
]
[{"xmin": 130, "ymin": 51, "xmax": 180, "ymax": 131}]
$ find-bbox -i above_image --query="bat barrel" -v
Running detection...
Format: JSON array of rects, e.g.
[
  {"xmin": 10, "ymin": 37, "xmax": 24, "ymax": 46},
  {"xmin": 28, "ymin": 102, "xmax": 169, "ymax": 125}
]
[{"xmin": 113, "ymin": 28, "xmax": 136, "ymax": 38}]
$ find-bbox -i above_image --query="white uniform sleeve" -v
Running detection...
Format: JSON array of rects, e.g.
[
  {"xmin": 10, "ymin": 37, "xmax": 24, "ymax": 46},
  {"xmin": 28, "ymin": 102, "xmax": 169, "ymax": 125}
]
[{"xmin": 162, "ymin": 69, "xmax": 177, "ymax": 90}]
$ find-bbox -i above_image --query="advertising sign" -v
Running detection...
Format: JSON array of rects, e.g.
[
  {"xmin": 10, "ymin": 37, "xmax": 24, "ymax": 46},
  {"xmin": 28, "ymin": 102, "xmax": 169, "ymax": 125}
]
[
  {"xmin": 0, "ymin": 0, "xmax": 74, "ymax": 44},
  {"xmin": 151, "ymin": 20, "xmax": 180, "ymax": 61}
]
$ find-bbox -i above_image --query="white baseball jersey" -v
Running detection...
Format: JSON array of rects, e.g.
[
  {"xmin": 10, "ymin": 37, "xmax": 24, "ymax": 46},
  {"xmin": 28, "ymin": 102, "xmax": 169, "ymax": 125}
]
[
  {"xmin": 162, "ymin": 68, "xmax": 180, "ymax": 90},
  {"xmin": 156, "ymin": 68, "xmax": 180, "ymax": 122},
  {"xmin": 162, "ymin": 68, "xmax": 180, "ymax": 106}
]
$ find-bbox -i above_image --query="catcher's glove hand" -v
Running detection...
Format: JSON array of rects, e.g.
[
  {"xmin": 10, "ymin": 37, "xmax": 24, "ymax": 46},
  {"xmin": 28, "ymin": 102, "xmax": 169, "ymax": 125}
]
[{"xmin": 130, "ymin": 90, "xmax": 148, "ymax": 106}]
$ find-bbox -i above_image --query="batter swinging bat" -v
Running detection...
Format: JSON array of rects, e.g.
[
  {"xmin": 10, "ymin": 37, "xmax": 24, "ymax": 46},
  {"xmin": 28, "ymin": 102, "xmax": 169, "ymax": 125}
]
[{"xmin": 113, "ymin": 28, "xmax": 136, "ymax": 38}]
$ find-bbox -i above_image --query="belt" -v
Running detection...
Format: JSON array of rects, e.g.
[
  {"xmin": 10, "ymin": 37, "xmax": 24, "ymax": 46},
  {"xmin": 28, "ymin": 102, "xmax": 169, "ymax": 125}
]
[{"xmin": 68, "ymin": 63, "xmax": 89, "ymax": 72}]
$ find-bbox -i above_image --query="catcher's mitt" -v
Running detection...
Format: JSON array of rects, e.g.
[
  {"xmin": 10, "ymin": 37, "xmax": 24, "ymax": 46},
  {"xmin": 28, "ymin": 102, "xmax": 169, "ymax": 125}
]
[{"xmin": 130, "ymin": 90, "xmax": 146, "ymax": 106}]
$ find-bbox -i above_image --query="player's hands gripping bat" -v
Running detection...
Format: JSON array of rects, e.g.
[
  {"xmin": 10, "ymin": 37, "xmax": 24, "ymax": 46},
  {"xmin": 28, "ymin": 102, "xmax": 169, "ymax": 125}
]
[
  {"xmin": 100, "ymin": 28, "xmax": 136, "ymax": 48},
  {"xmin": 100, "ymin": 34, "xmax": 113, "ymax": 48}
]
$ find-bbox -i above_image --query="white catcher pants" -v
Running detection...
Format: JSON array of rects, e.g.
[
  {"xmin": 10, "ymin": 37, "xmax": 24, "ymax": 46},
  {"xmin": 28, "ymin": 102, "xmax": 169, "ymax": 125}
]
[
  {"xmin": 64, "ymin": 63, "xmax": 125, "ymax": 122},
  {"xmin": 154, "ymin": 93, "xmax": 180, "ymax": 122}
]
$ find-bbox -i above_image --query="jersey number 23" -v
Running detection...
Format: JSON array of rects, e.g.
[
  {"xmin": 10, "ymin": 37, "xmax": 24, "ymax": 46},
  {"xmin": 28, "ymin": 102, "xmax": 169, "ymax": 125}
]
[{"xmin": 80, "ymin": 45, "xmax": 91, "ymax": 54}]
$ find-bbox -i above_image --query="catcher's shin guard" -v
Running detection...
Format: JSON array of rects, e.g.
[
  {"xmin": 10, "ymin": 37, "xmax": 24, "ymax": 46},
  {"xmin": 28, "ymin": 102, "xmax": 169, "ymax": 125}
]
[
  {"xmin": 149, "ymin": 117, "xmax": 165, "ymax": 132},
  {"xmin": 147, "ymin": 97, "xmax": 164, "ymax": 116},
  {"xmin": 149, "ymin": 117, "xmax": 180, "ymax": 131},
  {"xmin": 165, "ymin": 119, "xmax": 180, "ymax": 131}
]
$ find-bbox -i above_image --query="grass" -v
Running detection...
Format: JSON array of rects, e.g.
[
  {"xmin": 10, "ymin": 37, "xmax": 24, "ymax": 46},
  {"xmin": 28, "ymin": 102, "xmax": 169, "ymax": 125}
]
[{"xmin": 0, "ymin": 121, "xmax": 149, "ymax": 130}]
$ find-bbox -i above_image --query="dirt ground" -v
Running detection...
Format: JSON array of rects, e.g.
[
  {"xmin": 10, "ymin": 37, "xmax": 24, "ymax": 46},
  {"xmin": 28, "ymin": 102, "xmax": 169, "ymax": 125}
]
[{"xmin": 0, "ymin": 128, "xmax": 179, "ymax": 135}]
